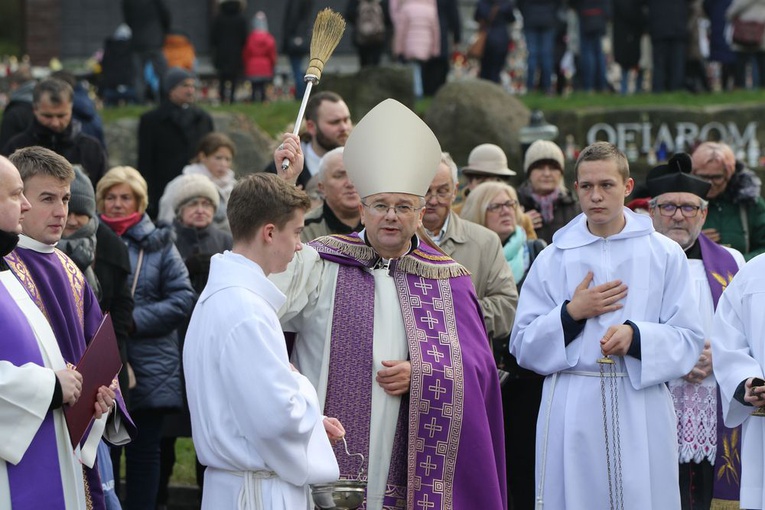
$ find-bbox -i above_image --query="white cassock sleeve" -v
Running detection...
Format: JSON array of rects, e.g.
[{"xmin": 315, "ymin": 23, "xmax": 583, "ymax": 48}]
[
  {"xmin": 624, "ymin": 243, "xmax": 705, "ymax": 389},
  {"xmin": 0, "ymin": 361, "xmax": 56, "ymax": 464},
  {"xmin": 712, "ymin": 263, "xmax": 765, "ymax": 428},
  {"xmin": 218, "ymin": 315, "xmax": 336, "ymax": 486}
]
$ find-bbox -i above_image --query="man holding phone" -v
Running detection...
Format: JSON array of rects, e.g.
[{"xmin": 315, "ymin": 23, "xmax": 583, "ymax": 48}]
[{"xmin": 712, "ymin": 254, "xmax": 765, "ymax": 509}]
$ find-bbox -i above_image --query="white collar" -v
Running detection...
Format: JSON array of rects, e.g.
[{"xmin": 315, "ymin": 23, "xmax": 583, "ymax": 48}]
[{"xmin": 17, "ymin": 234, "xmax": 56, "ymax": 253}]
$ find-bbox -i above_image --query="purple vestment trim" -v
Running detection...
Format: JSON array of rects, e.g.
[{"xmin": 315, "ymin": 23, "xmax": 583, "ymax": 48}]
[
  {"xmin": 0, "ymin": 281, "xmax": 67, "ymax": 509},
  {"xmin": 5, "ymin": 247, "xmax": 137, "ymax": 510},
  {"xmin": 697, "ymin": 234, "xmax": 742, "ymax": 505},
  {"xmin": 311, "ymin": 234, "xmax": 506, "ymax": 509}
]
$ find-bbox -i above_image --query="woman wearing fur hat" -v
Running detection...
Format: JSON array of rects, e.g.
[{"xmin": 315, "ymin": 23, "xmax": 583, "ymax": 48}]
[
  {"xmin": 157, "ymin": 132, "xmax": 237, "ymax": 232},
  {"xmin": 517, "ymin": 139, "xmax": 580, "ymax": 244},
  {"xmin": 96, "ymin": 165, "xmax": 195, "ymax": 510}
]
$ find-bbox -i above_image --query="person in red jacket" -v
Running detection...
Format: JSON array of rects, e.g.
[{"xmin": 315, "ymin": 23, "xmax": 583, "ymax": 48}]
[{"xmin": 243, "ymin": 12, "xmax": 277, "ymax": 103}]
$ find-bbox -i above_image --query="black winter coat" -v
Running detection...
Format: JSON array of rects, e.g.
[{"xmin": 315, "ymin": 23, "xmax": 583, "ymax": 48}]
[
  {"xmin": 210, "ymin": 1, "xmax": 249, "ymax": 77},
  {"xmin": 645, "ymin": 0, "xmax": 689, "ymax": 41},
  {"xmin": 283, "ymin": 0, "xmax": 314, "ymax": 56},
  {"xmin": 172, "ymin": 220, "xmax": 232, "ymax": 295},
  {"xmin": 2, "ymin": 118, "xmax": 107, "ymax": 188},
  {"xmin": 120, "ymin": 215, "xmax": 195, "ymax": 411},
  {"xmin": 137, "ymin": 102, "xmax": 214, "ymax": 218},
  {"xmin": 0, "ymin": 80, "xmax": 35, "ymax": 149},
  {"xmin": 613, "ymin": 0, "xmax": 647, "ymax": 68},
  {"xmin": 94, "ymin": 222, "xmax": 134, "ymax": 407},
  {"xmin": 122, "ymin": 0, "xmax": 170, "ymax": 52},
  {"xmin": 517, "ymin": 0, "xmax": 561, "ymax": 30}
]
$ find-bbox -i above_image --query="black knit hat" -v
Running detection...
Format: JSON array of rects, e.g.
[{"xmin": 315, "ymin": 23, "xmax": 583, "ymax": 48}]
[
  {"xmin": 69, "ymin": 166, "xmax": 96, "ymax": 218},
  {"xmin": 646, "ymin": 153, "xmax": 710, "ymax": 199},
  {"xmin": 165, "ymin": 67, "xmax": 195, "ymax": 92}
]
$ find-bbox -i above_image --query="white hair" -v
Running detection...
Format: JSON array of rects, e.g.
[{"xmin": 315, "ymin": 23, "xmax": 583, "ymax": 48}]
[
  {"xmin": 317, "ymin": 147, "xmax": 345, "ymax": 182},
  {"xmin": 440, "ymin": 152, "xmax": 458, "ymax": 184}
]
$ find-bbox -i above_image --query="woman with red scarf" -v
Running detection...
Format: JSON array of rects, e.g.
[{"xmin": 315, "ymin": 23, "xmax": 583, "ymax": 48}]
[{"xmin": 96, "ymin": 165, "xmax": 194, "ymax": 510}]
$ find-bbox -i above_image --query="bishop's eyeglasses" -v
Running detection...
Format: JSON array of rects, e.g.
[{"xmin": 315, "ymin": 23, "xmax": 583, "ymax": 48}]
[
  {"xmin": 362, "ymin": 202, "xmax": 423, "ymax": 217},
  {"xmin": 655, "ymin": 203, "xmax": 704, "ymax": 218}
]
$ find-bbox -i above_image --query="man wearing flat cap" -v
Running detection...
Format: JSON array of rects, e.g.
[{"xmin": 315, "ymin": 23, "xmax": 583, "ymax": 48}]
[
  {"xmin": 647, "ymin": 153, "xmax": 745, "ymax": 510},
  {"xmin": 272, "ymin": 99, "xmax": 506, "ymax": 510},
  {"xmin": 137, "ymin": 67, "xmax": 214, "ymax": 218}
]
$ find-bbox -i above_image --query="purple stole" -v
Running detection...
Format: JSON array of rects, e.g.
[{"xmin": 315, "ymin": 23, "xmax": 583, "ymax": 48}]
[
  {"xmin": 310, "ymin": 234, "xmax": 507, "ymax": 510},
  {"xmin": 698, "ymin": 234, "xmax": 742, "ymax": 508},
  {"xmin": 4, "ymin": 246, "xmax": 120, "ymax": 510},
  {"xmin": 0, "ymin": 278, "xmax": 68, "ymax": 509}
]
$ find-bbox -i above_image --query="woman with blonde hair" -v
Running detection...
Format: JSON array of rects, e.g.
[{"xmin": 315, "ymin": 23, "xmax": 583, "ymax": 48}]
[
  {"xmin": 462, "ymin": 180, "xmax": 544, "ymax": 286},
  {"xmin": 96, "ymin": 166, "xmax": 195, "ymax": 510}
]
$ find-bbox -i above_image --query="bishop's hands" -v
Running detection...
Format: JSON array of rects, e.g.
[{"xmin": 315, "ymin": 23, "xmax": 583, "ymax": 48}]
[
  {"xmin": 275, "ymin": 133, "xmax": 304, "ymax": 186},
  {"xmin": 377, "ymin": 360, "xmax": 411, "ymax": 396},
  {"xmin": 56, "ymin": 367, "xmax": 83, "ymax": 406},
  {"xmin": 683, "ymin": 340, "xmax": 713, "ymax": 384}
]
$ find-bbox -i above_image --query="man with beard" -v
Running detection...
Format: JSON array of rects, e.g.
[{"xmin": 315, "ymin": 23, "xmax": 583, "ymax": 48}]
[
  {"xmin": 2, "ymin": 78, "xmax": 107, "ymax": 189},
  {"xmin": 265, "ymin": 91, "xmax": 353, "ymax": 189}
]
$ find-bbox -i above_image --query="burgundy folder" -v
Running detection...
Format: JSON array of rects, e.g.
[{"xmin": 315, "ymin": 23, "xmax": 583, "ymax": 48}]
[{"xmin": 63, "ymin": 313, "xmax": 122, "ymax": 448}]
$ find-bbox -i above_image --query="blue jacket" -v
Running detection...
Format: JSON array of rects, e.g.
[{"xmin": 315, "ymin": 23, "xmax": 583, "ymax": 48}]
[{"xmin": 123, "ymin": 214, "xmax": 195, "ymax": 410}]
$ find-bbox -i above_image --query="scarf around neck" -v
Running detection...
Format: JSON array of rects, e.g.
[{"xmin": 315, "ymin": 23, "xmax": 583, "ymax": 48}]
[
  {"xmin": 530, "ymin": 188, "xmax": 561, "ymax": 224},
  {"xmin": 502, "ymin": 225, "xmax": 527, "ymax": 282},
  {"xmin": 100, "ymin": 212, "xmax": 142, "ymax": 237}
]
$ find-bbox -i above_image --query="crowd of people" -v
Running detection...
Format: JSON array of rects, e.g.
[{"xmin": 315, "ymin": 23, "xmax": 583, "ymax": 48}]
[
  {"xmin": 3, "ymin": 55, "xmax": 765, "ymax": 510},
  {"xmin": 3, "ymin": 3, "xmax": 765, "ymax": 510}
]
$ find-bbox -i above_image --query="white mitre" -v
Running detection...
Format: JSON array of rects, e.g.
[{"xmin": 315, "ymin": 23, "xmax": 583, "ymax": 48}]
[{"xmin": 343, "ymin": 98, "xmax": 442, "ymax": 199}]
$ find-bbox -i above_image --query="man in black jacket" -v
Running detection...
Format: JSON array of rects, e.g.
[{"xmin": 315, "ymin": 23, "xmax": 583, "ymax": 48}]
[
  {"xmin": 137, "ymin": 67, "xmax": 214, "ymax": 219},
  {"xmin": 2, "ymin": 78, "xmax": 107, "ymax": 189},
  {"xmin": 0, "ymin": 68, "xmax": 36, "ymax": 148}
]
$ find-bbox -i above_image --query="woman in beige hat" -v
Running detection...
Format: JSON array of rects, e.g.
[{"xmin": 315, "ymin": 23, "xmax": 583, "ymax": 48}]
[{"xmin": 516, "ymin": 139, "xmax": 580, "ymax": 243}]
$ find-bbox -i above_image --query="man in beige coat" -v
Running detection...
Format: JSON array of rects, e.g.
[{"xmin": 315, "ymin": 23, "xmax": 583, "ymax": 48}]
[{"xmin": 422, "ymin": 152, "xmax": 518, "ymax": 343}]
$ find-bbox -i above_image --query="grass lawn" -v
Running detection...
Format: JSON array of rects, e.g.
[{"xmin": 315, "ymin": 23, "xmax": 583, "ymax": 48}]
[{"xmin": 98, "ymin": 88, "xmax": 765, "ymax": 141}]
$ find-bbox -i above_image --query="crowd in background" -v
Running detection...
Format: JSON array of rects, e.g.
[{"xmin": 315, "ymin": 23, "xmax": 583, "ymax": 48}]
[{"xmin": 3, "ymin": 0, "xmax": 765, "ymax": 509}]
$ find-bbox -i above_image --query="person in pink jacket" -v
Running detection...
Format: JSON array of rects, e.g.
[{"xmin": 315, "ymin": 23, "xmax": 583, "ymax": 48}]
[
  {"xmin": 393, "ymin": 0, "xmax": 440, "ymax": 98},
  {"xmin": 242, "ymin": 12, "xmax": 277, "ymax": 102}
]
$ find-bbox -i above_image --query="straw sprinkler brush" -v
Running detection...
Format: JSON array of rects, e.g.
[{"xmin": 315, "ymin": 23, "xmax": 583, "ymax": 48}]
[{"xmin": 281, "ymin": 8, "xmax": 346, "ymax": 171}]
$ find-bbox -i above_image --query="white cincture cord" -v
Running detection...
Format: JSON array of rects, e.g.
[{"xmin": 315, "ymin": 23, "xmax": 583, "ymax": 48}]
[
  {"xmin": 236, "ymin": 470, "xmax": 277, "ymax": 510},
  {"xmin": 536, "ymin": 372, "xmax": 558, "ymax": 510}
]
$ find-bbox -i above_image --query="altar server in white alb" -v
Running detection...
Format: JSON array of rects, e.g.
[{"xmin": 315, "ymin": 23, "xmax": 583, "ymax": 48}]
[
  {"xmin": 0, "ymin": 155, "xmax": 89, "ymax": 509},
  {"xmin": 510, "ymin": 141, "xmax": 705, "ymax": 510},
  {"xmin": 183, "ymin": 172, "xmax": 343, "ymax": 509},
  {"xmin": 712, "ymin": 254, "xmax": 765, "ymax": 509}
]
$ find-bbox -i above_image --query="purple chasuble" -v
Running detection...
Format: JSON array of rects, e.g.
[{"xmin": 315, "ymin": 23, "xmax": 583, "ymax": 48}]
[
  {"xmin": 697, "ymin": 234, "xmax": 742, "ymax": 506},
  {"xmin": 0, "ymin": 278, "xmax": 67, "ymax": 509},
  {"xmin": 5, "ymin": 244, "xmax": 134, "ymax": 510},
  {"xmin": 310, "ymin": 234, "xmax": 507, "ymax": 510}
]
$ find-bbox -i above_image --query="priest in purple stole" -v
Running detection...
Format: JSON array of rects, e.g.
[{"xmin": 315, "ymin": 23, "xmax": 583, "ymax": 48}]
[
  {"xmin": 4, "ymin": 147, "xmax": 134, "ymax": 510},
  {"xmin": 271, "ymin": 99, "xmax": 506, "ymax": 509},
  {"xmin": 0, "ymin": 155, "xmax": 88, "ymax": 509},
  {"xmin": 646, "ymin": 153, "xmax": 744, "ymax": 509}
]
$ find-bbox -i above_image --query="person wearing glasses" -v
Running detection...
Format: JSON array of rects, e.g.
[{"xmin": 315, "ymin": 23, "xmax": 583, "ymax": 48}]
[
  {"xmin": 271, "ymin": 99, "xmax": 507, "ymax": 510},
  {"xmin": 690, "ymin": 141, "xmax": 765, "ymax": 260},
  {"xmin": 647, "ymin": 153, "xmax": 744, "ymax": 510},
  {"xmin": 511, "ymin": 141, "xmax": 704, "ymax": 509},
  {"xmin": 517, "ymin": 139, "xmax": 581, "ymax": 244},
  {"xmin": 422, "ymin": 152, "xmax": 518, "ymax": 345}
]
